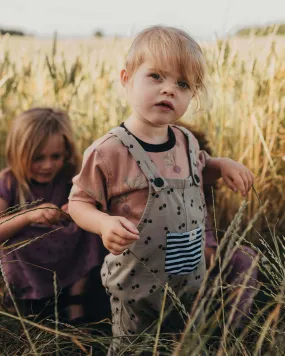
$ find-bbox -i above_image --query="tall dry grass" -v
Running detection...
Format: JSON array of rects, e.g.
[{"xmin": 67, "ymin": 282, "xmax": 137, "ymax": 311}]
[
  {"xmin": 0, "ymin": 32, "xmax": 284, "ymax": 355},
  {"xmin": 0, "ymin": 199, "xmax": 284, "ymax": 355},
  {"xmin": 0, "ymin": 33, "xmax": 284, "ymax": 238}
]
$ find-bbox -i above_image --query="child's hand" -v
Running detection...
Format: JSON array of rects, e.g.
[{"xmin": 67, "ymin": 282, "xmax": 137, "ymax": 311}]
[
  {"xmin": 220, "ymin": 158, "xmax": 254, "ymax": 196},
  {"xmin": 100, "ymin": 216, "xmax": 139, "ymax": 255},
  {"xmin": 60, "ymin": 203, "xmax": 73, "ymax": 223},
  {"xmin": 61, "ymin": 203, "xmax": 69, "ymax": 214},
  {"xmin": 27, "ymin": 203, "xmax": 62, "ymax": 226}
]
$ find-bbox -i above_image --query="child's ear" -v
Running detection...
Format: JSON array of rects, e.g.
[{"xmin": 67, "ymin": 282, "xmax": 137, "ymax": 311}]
[{"xmin": 120, "ymin": 69, "xmax": 129, "ymax": 87}]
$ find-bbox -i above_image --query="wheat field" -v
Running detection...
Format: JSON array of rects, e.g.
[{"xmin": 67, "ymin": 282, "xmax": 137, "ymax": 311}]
[
  {"xmin": 1, "ymin": 33, "xmax": 284, "ymax": 236},
  {"xmin": 0, "ymin": 33, "xmax": 284, "ymax": 355}
]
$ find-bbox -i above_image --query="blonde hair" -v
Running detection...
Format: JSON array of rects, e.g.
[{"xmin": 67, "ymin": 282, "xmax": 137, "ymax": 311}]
[
  {"xmin": 5, "ymin": 108, "xmax": 81, "ymax": 204},
  {"xmin": 125, "ymin": 25, "xmax": 208, "ymax": 100}
]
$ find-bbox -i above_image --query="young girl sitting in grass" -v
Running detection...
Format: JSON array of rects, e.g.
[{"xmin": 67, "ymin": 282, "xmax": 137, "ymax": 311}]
[
  {"xmin": 0, "ymin": 108, "xmax": 105, "ymax": 324},
  {"xmin": 69, "ymin": 25, "xmax": 254, "ymax": 353}
]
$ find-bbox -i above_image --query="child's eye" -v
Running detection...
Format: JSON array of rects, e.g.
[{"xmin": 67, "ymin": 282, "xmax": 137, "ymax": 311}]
[
  {"xmin": 177, "ymin": 80, "xmax": 190, "ymax": 89},
  {"xmin": 150, "ymin": 73, "xmax": 162, "ymax": 80},
  {"xmin": 52, "ymin": 154, "xmax": 62, "ymax": 160},
  {"xmin": 33, "ymin": 156, "xmax": 44, "ymax": 162}
]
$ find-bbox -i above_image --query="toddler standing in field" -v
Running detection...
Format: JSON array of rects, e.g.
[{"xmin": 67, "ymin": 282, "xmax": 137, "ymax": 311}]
[
  {"xmin": 0, "ymin": 108, "xmax": 105, "ymax": 323},
  {"xmin": 69, "ymin": 26, "xmax": 254, "ymax": 353}
]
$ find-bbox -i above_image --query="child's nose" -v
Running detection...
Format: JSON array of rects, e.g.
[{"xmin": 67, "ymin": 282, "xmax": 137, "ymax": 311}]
[
  {"xmin": 42, "ymin": 159, "xmax": 53, "ymax": 169},
  {"xmin": 161, "ymin": 82, "xmax": 176, "ymax": 97}
]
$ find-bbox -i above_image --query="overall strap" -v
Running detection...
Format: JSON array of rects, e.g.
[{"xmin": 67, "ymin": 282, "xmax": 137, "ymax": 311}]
[
  {"xmin": 172, "ymin": 125, "xmax": 201, "ymax": 186},
  {"xmin": 109, "ymin": 127, "xmax": 168, "ymax": 192}
]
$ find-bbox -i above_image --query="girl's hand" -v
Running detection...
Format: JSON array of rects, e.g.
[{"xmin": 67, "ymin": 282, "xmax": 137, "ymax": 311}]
[
  {"xmin": 60, "ymin": 203, "xmax": 72, "ymax": 222},
  {"xmin": 61, "ymin": 203, "xmax": 69, "ymax": 214},
  {"xmin": 27, "ymin": 203, "xmax": 62, "ymax": 226},
  {"xmin": 220, "ymin": 158, "xmax": 254, "ymax": 196},
  {"xmin": 99, "ymin": 216, "xmax": 140, "ymax": 255}
]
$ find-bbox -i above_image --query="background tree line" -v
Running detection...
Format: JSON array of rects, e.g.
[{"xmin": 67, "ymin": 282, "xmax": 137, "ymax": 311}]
[{"xmin": 1, "ymin": 24, "xmax": 284, "ymax": 38}]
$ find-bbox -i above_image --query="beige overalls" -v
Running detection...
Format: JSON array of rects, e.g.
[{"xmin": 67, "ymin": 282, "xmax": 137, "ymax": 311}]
[{"xmin": 101, "ymin": 125, "xmax": 206, "ymax": 351}]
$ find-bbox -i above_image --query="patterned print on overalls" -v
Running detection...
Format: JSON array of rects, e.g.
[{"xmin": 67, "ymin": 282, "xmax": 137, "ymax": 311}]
[{"xmin": 101, "ymin": 125, "xmax": 206, "ymax": 340}]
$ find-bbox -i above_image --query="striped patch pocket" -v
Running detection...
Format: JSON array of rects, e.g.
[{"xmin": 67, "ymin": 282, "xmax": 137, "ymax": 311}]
[{"xmin": 165, "ymin": 227, "xmax": 203, "ymax": 275}]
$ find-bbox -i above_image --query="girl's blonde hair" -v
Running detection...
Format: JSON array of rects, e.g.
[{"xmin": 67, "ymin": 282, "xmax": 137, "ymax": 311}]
[
  {"xmin": 5, "ymin": 108, "xmax": 81, "ymax": 204},
  {"xmin": 125, "ymin": 25, "xmax": 208, "ymax": 99}
]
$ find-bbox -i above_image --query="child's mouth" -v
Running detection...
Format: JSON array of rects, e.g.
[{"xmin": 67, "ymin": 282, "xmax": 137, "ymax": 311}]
[
  {"xmin": 155, "ymin": 101, "xmax": 174, "ymax": 110},
  {"xmin": 38, "ymin": 173, "xmax": 53, "ymax": 179}
]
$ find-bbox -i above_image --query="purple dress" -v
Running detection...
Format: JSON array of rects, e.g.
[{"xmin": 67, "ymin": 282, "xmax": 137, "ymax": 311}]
[{"xmin": 0, "ymin": 169, "xmax": 105, "ymax": 300}]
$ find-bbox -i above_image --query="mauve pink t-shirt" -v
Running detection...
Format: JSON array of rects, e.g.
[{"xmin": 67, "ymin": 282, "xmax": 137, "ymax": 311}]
[{"xmin": 69, "ymin": 126, "xmax": 211, "ymax": 226}]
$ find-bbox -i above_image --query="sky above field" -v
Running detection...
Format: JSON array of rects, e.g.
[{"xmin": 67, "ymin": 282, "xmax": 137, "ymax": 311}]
[{"xmin": 0, "ymin": 0, "xmax": 284, "ymax": 39}]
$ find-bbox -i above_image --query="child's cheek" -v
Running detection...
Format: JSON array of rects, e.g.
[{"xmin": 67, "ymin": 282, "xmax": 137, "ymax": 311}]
[{"xmin": 56, "ymin": 160, "xmax": 65, "ymax": 172}]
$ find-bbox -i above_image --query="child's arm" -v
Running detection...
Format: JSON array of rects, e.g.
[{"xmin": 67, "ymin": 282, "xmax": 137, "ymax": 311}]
[
  {"xmin": 0, "ymin": 199, "xmax": 62, "ymax": 242},
  {"xmin": 69, "ymin": 200, "xmax": 139, "ymax": 255},
  {"xmin": 204, "ymin": 157, "xmax": 254, "ymax": 196}
]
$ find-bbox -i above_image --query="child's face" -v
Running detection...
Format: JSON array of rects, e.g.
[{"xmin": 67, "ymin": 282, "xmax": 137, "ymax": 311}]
[
  {"xmin": 122, "ymin": 58, "xmax": 194, "ymax": 126},
  {"xmin": 29, "ymin": 133, "xmax": 66, "ymax": 183}
]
